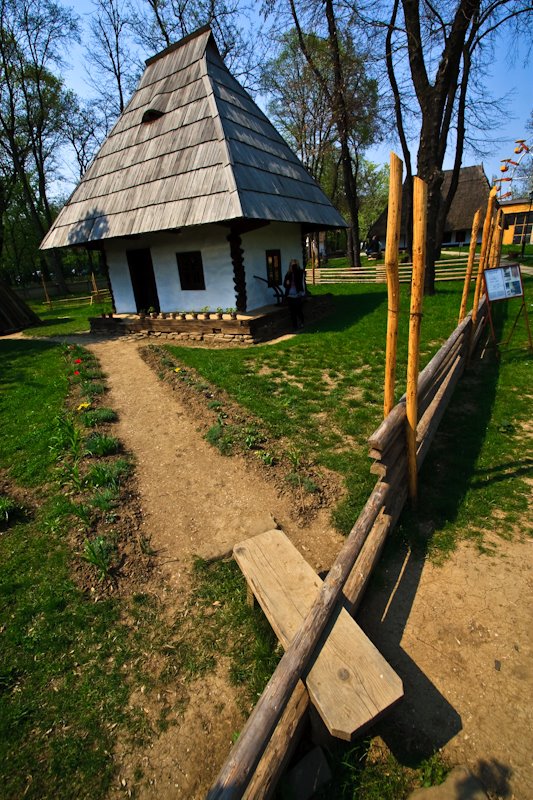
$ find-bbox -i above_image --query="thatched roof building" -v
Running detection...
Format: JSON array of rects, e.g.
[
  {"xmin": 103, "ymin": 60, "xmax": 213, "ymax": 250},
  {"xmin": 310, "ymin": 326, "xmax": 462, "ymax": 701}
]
[
  {"xmin": 41, "ymin": 27, "xmax": 345, "ymax": 314},
  {"xmin": 369, "ymin": 165, "xmax": 490, "ymax": 247},
  {"xmin": 0, "ymin": 283, "xmax": 41, "ymax": 335}
]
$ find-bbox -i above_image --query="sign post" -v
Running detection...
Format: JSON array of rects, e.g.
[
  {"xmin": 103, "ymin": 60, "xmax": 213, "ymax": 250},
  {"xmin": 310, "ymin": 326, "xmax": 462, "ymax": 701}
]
[{"xmin": 483, "ymin": 264, "xmax": 532, "ymax": 352}]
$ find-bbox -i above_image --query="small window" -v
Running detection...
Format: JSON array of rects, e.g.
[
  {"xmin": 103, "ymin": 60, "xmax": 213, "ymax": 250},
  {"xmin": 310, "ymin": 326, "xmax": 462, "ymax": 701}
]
[
  {"xmin": 455, "ymin": 230, "xmax": 466, "ymax": 243},
  {"xmin": 176, "ymin": 251, "xmax": 205, "ymax": 290},
  {"xmin": 266, "ymin": 249, "xmax": 281, "ymax": 287},
  {"xmin": 142, "ymin": 108, "xmax": 164, "ymax": 123}
]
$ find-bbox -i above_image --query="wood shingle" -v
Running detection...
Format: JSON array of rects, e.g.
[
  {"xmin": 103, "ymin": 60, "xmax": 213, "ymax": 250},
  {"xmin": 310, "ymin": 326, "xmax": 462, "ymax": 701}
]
[{"xmin": 41, "ymin": 26, "xmax": 344, "ymax": 251}]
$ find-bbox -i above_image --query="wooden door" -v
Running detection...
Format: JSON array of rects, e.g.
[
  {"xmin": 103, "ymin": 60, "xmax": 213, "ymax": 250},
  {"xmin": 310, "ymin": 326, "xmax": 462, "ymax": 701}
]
[{"xmin": 126, "ymin": 248, "xmax": 160, "ymax": 313}]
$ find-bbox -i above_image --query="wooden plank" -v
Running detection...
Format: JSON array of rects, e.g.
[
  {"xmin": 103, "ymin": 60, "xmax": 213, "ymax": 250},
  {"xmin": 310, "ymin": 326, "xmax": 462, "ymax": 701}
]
[{"xmin": 233, "ymin": 530, "xmax": 403, "ymax": 741}]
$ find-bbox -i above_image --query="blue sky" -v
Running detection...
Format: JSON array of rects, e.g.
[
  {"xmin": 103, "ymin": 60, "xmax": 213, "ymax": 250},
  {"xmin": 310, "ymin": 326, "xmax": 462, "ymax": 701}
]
[{"xmin": 62, "ymin": 0, "xmax": 532, "ymax": 189}]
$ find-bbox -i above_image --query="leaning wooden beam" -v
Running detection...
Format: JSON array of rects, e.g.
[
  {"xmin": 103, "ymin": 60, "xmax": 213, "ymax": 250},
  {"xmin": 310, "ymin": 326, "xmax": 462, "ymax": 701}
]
[
  {"xmin": 207, "ymin": 477, "xmax": 394, "ymax": 799},
  {"xmin": 369, "ymin": 313, "xmax": 473, "ymax": 454},
  {"xmin": 242, "ymin": 681, "xmax": 309, "ymax": 800},
  {"xmin": 416, "ymin": 352, "xmax": 466, "ymax": 467},
  {"xmin": 459, "ymin": 209, "xmax": 481, "ymax": 323},
  {"xmin": 384, "ymin": 152, "xmax": 403, "ymax": 417}
]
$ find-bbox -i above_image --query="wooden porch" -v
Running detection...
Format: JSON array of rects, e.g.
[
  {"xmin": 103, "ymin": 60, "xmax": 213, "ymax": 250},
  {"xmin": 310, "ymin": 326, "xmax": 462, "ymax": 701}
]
[{"xmin": 89, "ymin": 294, "xmax": 333, "ymax": 344}]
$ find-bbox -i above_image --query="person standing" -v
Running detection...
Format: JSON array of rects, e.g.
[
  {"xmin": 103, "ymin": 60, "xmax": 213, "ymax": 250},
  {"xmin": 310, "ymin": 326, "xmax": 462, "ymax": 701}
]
[{"xmin": 283, "ymin": 259, "xmax": 305, "ymax": 330}]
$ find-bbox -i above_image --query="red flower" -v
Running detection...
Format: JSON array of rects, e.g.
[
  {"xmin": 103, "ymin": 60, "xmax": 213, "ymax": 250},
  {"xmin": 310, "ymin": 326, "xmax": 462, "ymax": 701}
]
[
  {"xmin": 74, "ymin": 358, "xmax": 82, "ymax": 364},
  {"xmin": 74, "ymin": 370, "xmax": 80, "ymax": 375}
]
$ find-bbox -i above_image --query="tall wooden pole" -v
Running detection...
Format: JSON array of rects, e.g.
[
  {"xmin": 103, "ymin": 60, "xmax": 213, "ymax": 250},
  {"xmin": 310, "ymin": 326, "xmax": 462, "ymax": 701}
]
[
  {"xmin": 489, "ymin": 209, "xmax": 504, "ymax": 269},
  {"xmin": 472, "ymin": 187, "xmax": 497, "ymax": 326},
  {"xmin": 384, "ymin": 152, "xmax": 403, "ymax": 417},
  {"xmin": 406, "ymin": 177, "xmax": 427, "ymax": 504},
  {"xmin": 41, "ymin": 272, "xmax": 51, "ymax": 307},
  {"xmin": 458, "ymin": 209, "xmax": 481, "ymax": 323}
]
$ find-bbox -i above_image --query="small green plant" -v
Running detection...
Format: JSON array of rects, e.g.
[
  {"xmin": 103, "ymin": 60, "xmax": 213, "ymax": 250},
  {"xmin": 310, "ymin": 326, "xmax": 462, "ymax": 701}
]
[
  {"xmin": 205, "ymin": 423, "xmax": 235, "ymax": 456},
  {"xmin": 67, "ymin": 501, "xmax": 93, "ymax": 526},
  {"xmin": 85, "ymin": 458, "xmax": 131, "ymax": 488},
  {"xmin": 81, "ymin": 408, "xmax": 118, "ymax": 427},
  {"xmin": 256, "ymin": 450, "xmax": 276, "ymax": 466},
  {"xmin": 84, "ymin": 432, "xmax": 121, "ymax": 457},
  {"xmin": 287, "ymin": 449, "xmax": 301, "ymax": 470},
  {"xmin": 82, "ymin": 535, "xmax": 116, "ymax": 580},
  {"xmin": 82, "ymin": 368, "xmax": 106, "ymax": 380},
  {"xmin": 57, "ymin": 461, "xmax": 84, "ymax": 492},
  {"xmin": 81, "ymin": 381, "xmax": 107, "ymax": 399},
  {"xmin": 0, "ymin": 495, "xmax": 20, "ymax": 527},
  {"xmin": 207, "ymin": 400, "xmax": 223, "ymax": 410},
  {"xmin": 243, "ymin": 426, "xmax": 265, "ymax": 450},
  {"xmin": 89, "ymin": 487, "xmax": 120, "ymax": 511},
  {"xmin": 49, "ymin": 414, "xmax": 83, "ymax": 461}
]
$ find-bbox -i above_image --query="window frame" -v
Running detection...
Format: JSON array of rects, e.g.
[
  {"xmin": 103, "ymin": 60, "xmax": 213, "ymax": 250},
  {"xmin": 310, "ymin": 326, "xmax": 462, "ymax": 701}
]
[
  {"xmin": 176, "ymin": 250, "xmax": 206, "ymax": 291},
  {"xmin": 265, "ymin": 249, "xmax": 282, "ymax": 288}
]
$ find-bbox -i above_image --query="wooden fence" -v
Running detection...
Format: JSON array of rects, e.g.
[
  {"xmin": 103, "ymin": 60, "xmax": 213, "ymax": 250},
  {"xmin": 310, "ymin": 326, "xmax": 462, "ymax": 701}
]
[
  {"xmin": 306, "ymin": 255, "xmax": 480, "ymax": 285},
  {"xmin": 207, "ymin": 298, "xmax": 488, "ymax": 799},
  {"xmin": 208, "ymin": 154, "xmax": 500, "ymax": 798}
]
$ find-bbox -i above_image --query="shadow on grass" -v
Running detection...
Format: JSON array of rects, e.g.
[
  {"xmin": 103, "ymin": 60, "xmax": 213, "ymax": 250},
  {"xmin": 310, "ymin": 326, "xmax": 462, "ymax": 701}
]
[
  {"xmin": 314, "ymin": 309, "xmax": 513, "ymax": 795},
  {"xmin": 307, "ymin": 287, "xmax": 387, "ymax": 334}
]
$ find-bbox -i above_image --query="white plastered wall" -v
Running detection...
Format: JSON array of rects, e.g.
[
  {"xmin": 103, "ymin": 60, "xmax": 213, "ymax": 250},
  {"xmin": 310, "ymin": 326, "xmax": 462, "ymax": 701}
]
[
  {"xmin": 105, "ymin": 221, "xmax": 303, "ymax": 313},
  {"xmin": 241, "ymin": 222, "xmax": 303, "ymax": 310}
]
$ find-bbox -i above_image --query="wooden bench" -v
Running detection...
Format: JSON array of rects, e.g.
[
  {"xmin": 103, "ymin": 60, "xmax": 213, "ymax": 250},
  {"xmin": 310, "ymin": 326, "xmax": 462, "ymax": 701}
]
[{"xmin": 233, "ymin": 530, "xmax": 403, "ymax": 740}]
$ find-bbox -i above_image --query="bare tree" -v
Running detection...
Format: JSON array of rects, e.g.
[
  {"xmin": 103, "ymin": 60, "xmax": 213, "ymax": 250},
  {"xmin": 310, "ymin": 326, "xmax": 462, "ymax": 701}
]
[
  {"xmin": 86, "ymin": 0, "xmax": 140, "ymax": 119},
  {"xmin": 367, "ymin": 0, "xmax": 533, "ymax": 292},
  {"xmin": 266, "ymin": 0, "xmax": 380, "ymax": 267}
]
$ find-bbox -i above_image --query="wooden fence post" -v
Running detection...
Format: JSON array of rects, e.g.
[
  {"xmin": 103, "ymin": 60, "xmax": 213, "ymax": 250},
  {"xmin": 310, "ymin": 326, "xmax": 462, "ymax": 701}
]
[
  {"xmin": 458, "ymin": 209, "xmax": 481, "ymax": 323},
  {"xmin": 472, "ymin": 187, "xmax": 497, "ymax": 326},
  {"xmin": 489, "ymin": 209, "xmax": 504, "ymax": 269},
  {"xmin": 41, "ymin": 272, "xmax": 51, "ymax": 307},
  {"xmin": 406, "ymin": 176, "xmax": 427, "ymax": 504},
  {"xmin": 384, "ymin": 152, "xmax": 403, "ymax": 417}
]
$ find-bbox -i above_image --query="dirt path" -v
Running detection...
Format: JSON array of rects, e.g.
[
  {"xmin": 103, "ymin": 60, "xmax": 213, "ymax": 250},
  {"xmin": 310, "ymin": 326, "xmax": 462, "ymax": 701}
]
[
  {"xmin": 360, "ymin": 535, "xmax": 533, "ymax": 799},
  {"xmin": 86, "ymin": 336, "xmax": 344, "ymax": 798}
]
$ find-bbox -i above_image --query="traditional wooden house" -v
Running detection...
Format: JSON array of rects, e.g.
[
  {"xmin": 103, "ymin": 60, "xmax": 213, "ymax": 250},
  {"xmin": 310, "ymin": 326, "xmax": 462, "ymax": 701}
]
[
  {"xmin": 368, "ymin": 165, "xmax": 491, "ymax": 248},
  {"xmin": 40, "ymin": 27, "xmax": 345, "ymax": 314}
]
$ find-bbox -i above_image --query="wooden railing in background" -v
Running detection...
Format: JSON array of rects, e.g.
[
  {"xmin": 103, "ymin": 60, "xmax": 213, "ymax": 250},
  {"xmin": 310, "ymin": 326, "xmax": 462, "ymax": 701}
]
[{"xmin": 306, "ymin": 255, "xmax": 480, "ymax": 285}]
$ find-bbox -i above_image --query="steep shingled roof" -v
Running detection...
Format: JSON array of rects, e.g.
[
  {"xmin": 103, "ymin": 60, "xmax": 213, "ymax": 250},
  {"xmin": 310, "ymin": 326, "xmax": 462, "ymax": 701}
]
[{"xmin": 41, "ymin": 27, "xmax": 345, "ymax": 250}]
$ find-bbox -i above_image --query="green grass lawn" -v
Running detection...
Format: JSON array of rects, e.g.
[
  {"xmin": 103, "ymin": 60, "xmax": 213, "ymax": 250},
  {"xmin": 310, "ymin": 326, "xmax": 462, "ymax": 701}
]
[
  {"xmin": 24, "ymin": 298, "xmax": 113, "ymax": 337},
  {"xmin": 162, "ymin": 279, "xmax": 532, "ymax": 553}
]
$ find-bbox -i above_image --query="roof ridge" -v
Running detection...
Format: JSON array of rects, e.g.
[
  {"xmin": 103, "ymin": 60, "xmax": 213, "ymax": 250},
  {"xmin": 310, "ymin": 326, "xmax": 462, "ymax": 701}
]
[{"xmin": 145, "ymin": 24, "xmax": 213, "ymax": 67}]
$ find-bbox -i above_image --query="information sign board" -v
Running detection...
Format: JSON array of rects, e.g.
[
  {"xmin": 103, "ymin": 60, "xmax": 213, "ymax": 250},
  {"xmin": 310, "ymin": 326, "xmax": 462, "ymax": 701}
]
[{"xmin": 484, "ymin": 264, "xmax": 524, "ymax": 302}]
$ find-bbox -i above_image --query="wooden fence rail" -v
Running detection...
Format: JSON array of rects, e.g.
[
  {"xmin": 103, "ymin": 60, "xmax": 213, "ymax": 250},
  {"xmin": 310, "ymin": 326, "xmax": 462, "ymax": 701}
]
[
  {"xmin": 307, "ymin": 256, "xmax": 480, "ymax": 285},
  {"xmin": 207, "ymin": 297, "xmax": 489, "ymax": 799}
]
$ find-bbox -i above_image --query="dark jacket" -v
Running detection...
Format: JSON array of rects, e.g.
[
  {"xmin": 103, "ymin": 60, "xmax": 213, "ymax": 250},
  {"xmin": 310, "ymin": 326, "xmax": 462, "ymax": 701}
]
[{"xmin": 283, "ymin": 267, "xmax": 305, "ymax": 296}]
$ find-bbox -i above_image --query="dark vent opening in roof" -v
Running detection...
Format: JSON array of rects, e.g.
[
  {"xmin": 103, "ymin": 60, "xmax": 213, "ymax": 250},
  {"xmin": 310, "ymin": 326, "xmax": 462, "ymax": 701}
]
[{"xmin": 142, "ymin": 108, "xmax": 165, "ymax": 123}]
